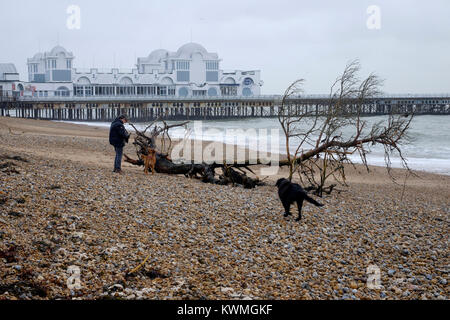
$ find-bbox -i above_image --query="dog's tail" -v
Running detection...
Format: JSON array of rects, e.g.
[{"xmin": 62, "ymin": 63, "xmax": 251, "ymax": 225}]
[{"xmin": 305, "ymin": 194, "xmax": 324, "ymax": 207}]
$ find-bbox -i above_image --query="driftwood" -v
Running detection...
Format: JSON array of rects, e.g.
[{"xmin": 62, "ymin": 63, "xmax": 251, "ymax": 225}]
[
  {"xmin": 124, "ymin": 153, "xmax": 263, "ymax": 189},
  {"xmin": 123, "ymin": 121, "xmax": 264, "ymax": 189}
]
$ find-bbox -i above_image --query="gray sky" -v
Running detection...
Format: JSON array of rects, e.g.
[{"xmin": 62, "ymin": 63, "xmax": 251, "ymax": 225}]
[{"xmin": 1, "ymin": 0, "xmax": 449, "ymax": 94}]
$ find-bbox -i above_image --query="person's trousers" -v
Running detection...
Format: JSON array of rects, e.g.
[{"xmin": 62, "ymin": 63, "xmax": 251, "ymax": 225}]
[{"xmin": 114, "ymin": 146, "xmax": 123, "ymax": 171}]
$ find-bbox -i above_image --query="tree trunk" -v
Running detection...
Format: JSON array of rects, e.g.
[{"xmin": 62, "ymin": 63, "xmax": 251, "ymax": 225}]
[{"xmin": 123, "ymin": 153, "xmax": 264, "ymax": 188}]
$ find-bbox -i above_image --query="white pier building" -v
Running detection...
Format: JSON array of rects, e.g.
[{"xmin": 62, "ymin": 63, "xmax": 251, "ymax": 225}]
[{"xmin": 4, "ymin": 43, "xmax": 262, "ymax": 99}]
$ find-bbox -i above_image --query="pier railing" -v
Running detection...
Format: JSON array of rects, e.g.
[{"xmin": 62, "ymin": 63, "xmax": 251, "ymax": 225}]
[
  {"xmin": 2, "ymin": 89, "xmax": 450, "ymax": 102},
  {"xmin": 1, "ymin": 90, "xmax": 449, "ymax": 122}
]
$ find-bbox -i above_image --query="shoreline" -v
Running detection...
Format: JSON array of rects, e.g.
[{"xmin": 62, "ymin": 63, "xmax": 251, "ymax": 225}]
[
  {"xmin": 0, "ymin": 116, "xmax": 449, "ymax": 300},
  {"xmin": 53, "ymin": 118, "xmax": 450, "ymax": 176},
  {"xmin": 0, "ymin": 117, "xmax": 446, "ymax": 178}
]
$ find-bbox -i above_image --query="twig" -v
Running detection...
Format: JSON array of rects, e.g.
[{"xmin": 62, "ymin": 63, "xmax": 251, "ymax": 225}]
[{"xmin": 127, "ymin": 254, "xmax": 151, "ymax": 275}]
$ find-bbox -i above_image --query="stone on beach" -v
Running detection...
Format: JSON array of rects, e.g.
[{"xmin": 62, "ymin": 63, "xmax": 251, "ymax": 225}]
[{"xmin": 0, "ymin": 118, "xmax": 449, "ymax": 300}]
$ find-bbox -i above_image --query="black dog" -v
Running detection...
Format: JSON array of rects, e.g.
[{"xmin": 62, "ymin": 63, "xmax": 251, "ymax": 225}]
[{"xmin": 275, "ymin": 178, "xmax": 324, "ymax": 221}]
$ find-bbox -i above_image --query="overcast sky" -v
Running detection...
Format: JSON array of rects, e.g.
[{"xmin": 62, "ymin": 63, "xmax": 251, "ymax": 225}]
[{"xmin": 1, "ymin": 0, "xmax": 449, "ymax": 94}]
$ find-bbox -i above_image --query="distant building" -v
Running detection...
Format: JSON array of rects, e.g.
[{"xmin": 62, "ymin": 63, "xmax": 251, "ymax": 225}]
[
  {"xmin": 0, "ymin": 63, "xmax": 19, "ymax": 82},
  {"xmin": 0, "ymin": 63, "xmax": 22, "ymax": 98},
  {"xmin": 27, "ymin": 46, "xmax": 74, "ymax": 83},
  {"xmin": 19, "ymin": 43, "xmax": 262, "ymax": 98}
]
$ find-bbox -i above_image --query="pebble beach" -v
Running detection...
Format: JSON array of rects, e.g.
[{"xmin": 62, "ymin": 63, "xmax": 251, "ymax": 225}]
[{"xmin": 0, "ymin": 117, "xmax": 448, "ymax": 300}]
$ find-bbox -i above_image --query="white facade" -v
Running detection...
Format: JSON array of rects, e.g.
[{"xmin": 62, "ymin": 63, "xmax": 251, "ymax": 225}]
[
  {"xmin": 27, "ymin": 46, "xmax": 74, "ymax": 83},
  {"xmin": 20, "ymin": 43, "xmax": 262, "ymax": 98}
]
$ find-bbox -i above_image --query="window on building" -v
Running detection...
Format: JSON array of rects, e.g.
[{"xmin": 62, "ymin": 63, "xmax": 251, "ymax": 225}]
[
  {"xmin": 206, "ymin": 61, "xmax": 219, "ymax": 70},
  {"xmin": 157, "ymin": 86, "xmax": 167, "ymax": 96},
  {"xmin": 176, "ymin": 61, "xmax": 190, "ymax": 70},
  {"xmin": 177, "ymin": 71, "xmax": 190, "ymax": 82},
  {"xmin": 47, "ymin": 59, "xmax": 57, "ymax": 69},
  {"xmin": 206, "ymin": 71, "xmax": 218, "ymax": 82},
  {"xmin": 66, "ymin": 60, "xmax": 72, "ymax": 69},
  {"xmin": 193, "ymin": 90, "xmax": 206, "ymax": 97},
  {"xmin": 179, "ymin": 87, "xmax": 189, "ymax": 97},
  {"xmin": 55, "ymin": 86, "xmax": 70, "ymax": 97},
  {"xmin": 208, "ymin": 87, "xmax": 218, "ymax": 97},
  {"xmin": 85, "ymin": 86, "xmax": 93, "ymax": 96},
  {"xmin": 74, "ymin": 86, "xmax": 84, "ymax": 96},
  {"xmin": 220, "ymin": 86, "xmax": 237, "ymax": 96},
  {"xmin": 242, "ymin": 88, "xmax": 253, "ymax": 97},
  {"xmin": 243, "ymin": 78, "xmax": 254, "ymax": 86}
]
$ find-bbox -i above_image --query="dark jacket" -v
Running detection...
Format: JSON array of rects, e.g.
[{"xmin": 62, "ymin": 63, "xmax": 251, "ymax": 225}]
[{"xmin": 109, "ymin": 117, "xmax": 130, "ymax": 148}]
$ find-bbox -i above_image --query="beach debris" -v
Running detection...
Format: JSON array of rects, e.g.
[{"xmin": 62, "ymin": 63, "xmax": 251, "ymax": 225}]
[{"xmin": 126, "ymin": 254, "xmax": 151, "ymax": 277}]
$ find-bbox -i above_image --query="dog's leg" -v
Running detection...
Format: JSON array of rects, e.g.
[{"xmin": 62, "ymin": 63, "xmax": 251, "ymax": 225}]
[
  {"xmin": 282, "ymin": 201, "xmax": 291, "ymax": 217},
  {"xmin": 144, "ymin": 156, "xmax": 149, "ymax": 175},
  {"xmin": 295, "ymin": 199, "xmax": 304, "ymax": 221},
  {"xmin": 142, "ymin": 156, "xmax": 146, "ymax": 173}
]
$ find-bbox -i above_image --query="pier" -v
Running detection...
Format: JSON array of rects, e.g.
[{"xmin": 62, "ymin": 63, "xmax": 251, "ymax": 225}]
[{"xmin": 1, "ymin": 92, "xmax": 449, "ymax": 122}]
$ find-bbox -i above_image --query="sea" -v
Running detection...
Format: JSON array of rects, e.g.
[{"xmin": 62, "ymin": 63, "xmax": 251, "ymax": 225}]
[{"xmin": 62, "ymin": 115, "xmax": 450, "ymax": 175}]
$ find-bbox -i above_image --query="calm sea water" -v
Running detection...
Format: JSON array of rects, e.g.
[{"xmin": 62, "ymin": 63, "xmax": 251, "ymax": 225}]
[{"xmin": 65, "ymin": 115, "xmax": 450, "ymax": 175}]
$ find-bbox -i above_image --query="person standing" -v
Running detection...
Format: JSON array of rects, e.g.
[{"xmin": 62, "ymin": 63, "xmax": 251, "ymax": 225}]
[{"xmin": 109, "ymin": 114, "xmax": 130, "ymax": 173}]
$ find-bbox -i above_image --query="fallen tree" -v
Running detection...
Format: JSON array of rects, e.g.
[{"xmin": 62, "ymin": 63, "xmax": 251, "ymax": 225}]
[
  {"xmin": 124, "ymin": 61, "xmax": 414, "ymax": 192},
  {"xmin": 124, "ymin": 120, "xmax": 265, "ymax": 189}
]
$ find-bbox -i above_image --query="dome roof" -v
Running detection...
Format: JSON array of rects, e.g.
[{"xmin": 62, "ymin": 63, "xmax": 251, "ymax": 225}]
[
  {"xmin": 50, "ymin": 46, "xmax": 69, "ymax": 56},
  {"xmin": 176, "ymin": 42, "xmax": 208, "ymax": 58},
  {"xmin": 32, "ymin": 53, "xmax": 43, "ymax": 60},
  {"xmin": 147, "ymin": 49, "xmax": 168, "ymax": 63},
  {"xmin": 0, "ymin": 63, "xmax": 17, "ymax": 75}
]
